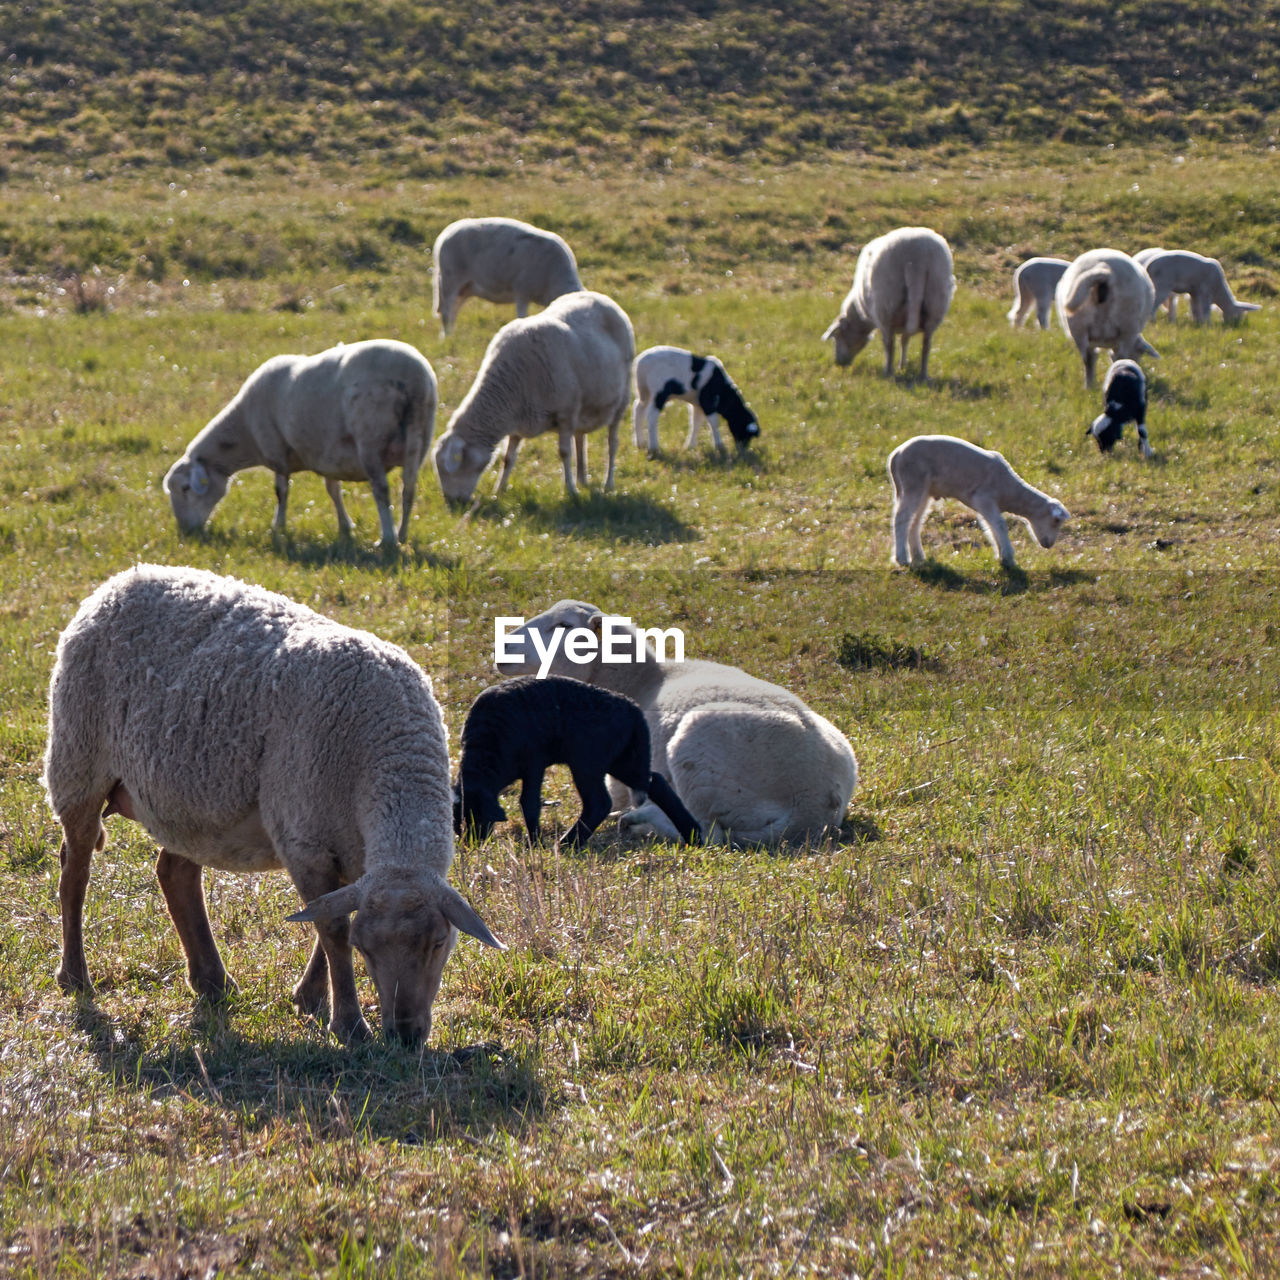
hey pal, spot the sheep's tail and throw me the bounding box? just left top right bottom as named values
left=1061, top=264, right=1112, bottom=315
left=644, top=771, right=704, bottom=845
left=905, top=263, right=930, bottom=336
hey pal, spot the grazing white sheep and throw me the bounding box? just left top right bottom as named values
left=43, top=565, right=502, bottom=1047
left=1007, top=257, right=1071, bottom=330
left=1055, top=249, right=1159, bottom=388
left=432, top=290, right=634, bottom=503
left=1139, top=250, right=1260, bottom=325
left=164, top=340, right=437, bottom=550
left=888, top=435, right=1070, bottom=569
left=432, top=217, right=583, bottom=336
left=496, top=601, right=858, bottom=846
left=822, top=227, right=955, bottom=378
left=1089, top=359, right=1152, bottom=458
left=631, top=345, right=761, bottom=455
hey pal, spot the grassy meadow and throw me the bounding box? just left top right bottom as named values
left=3, top=117, right=1280, bottom=1280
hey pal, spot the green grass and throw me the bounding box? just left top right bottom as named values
left=3, top=138, right=1280, bottom=1275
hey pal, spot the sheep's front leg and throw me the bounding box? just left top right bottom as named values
left=685, top=404, right=702, bottom=449
left=1136, top=421, right=1154, bottom=460
left=55, top=796, right=107, bottom=994
left=519, top=769, right=546, bottom=843
left=358, top=450, right=398, bottom=549
left=565, top=769, right=614, bottom=846
left=272, top=472, right=290, bottom=535
left=325, top=479, right=355, bottom=539
left=972, top=497, right=1017, bottom=567
left=289, top=864, right=370, bottom=1043
left=292, top=936, right=330, bottom=1018
left=515, top=298, right=529, bottom=319
left=706, top=414, right=726, bottom=455
left=155, top=849, right=236, bottom=1000
left=495, top=436, right=521, bottom=495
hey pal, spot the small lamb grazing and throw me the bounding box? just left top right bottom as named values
left=1055, top=249, right=1159, bottom=388
left=1007, top=257, right=1071, bottom=330
left=497, top=603, right=858, bottom=846
left=1089, top=359, right=1152, bottom=458
left=432, top=217, right=583, bottom=336
left=822, top=226, right=955, bottom=378
left=631, top=346, right=761, bottom=455
left=453, top=676, right=702, bottom=846
left=1139, top=249, right=1260, bottom=325
left=888, top=435, right=1070, bottom=569
left=43, top=565, right=502, bottom=1047
left=164, top=339, right=437, bottom=550
left=433, top=290, right=634, bottom=503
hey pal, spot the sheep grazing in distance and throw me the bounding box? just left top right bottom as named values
left=164, top=340, right=437, bottom=551
left=496, top=603, right=858, bottom=847
left=42, top=565, right=502, bottom=1047
left=432, top=217, right=583, bottom=336
left=822, top=226, right=955, bottom=379
left=432, top=290, right=634, bottom=504
left=631, top=345, right=761, bottom=455
left=1138, top=249, right=1260, bottom=325
left=888, top=435, right=1070, bottom=570
left=453, top=676, right=702, bottom=847
left=1055, top=249, right=1159, bottom=388
left=1007, top=257, right=1071, bottom=330
left=1089, top=359, right=1152, bottom=458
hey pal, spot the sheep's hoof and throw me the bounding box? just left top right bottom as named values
left=292, top=983, right=329, bottom=1019
left=332, top=1015, right=374, bottom=1045
left=193, top=971, right=239, bottom=1004
left=56, top=965, right=92, bottom=995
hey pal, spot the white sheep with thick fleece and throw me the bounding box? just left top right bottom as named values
left=1007, top=257, right=1071, bottom=330
left=1136, top=249, right=1260, bottom=324
left=1055, top=249, right=1159, bottom=388
left=822, top=227, right=955, bottom=378
left=496, top=601, right=858, bottom=846
left=432, top=290, right=635, bottom=503
left=432, top=217, right=583, bottom=335
left=888, top=435, right=1070, bottom=569
left=164, top=340, right=437, bottom=550
left=42, top=565, right=502, bottom=1047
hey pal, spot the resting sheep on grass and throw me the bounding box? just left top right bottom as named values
left=42, top=565, right=502, bottom=1047
left=1089, top=359, right=1152, bottom=457
left=1007, top=257, right=1071, bottom=330
left=631, top=346, right=761, bottom=455
left=496, top=603, right=858, bottom=846
left=432, top=217, right=583, bottom=336
left=164, top=340, right=437, bottom=551
left=822, top=226, right=955, bottom=379
left=1138, top=249, right=1260, bottom=325
left=888, top=435, right=1070, bottom=569
left=1055, top=249, right=1159, bottom=388
left=453, top=675, right=702, bottom=847
left=432, top=290, right=634, bottom=503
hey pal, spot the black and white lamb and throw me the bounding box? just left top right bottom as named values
left=631, top=346, right=761, bottom=455
left=453, top=675, right=702, bottom=846
left=1089, top=359, right=1152, bottom=458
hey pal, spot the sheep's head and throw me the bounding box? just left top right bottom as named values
left=822, top=312, right=871, bottom=367
left=494, top=599, right=604, bottom=679
left=453, top=780, right=507, bottom=840
left=1032, top=501, right=1071, bottom=548
left=287, top=870, right=503, bottom=1047
left=433, top=431, right=495, bottom=505
left=163, top=456, right=228, bottom=532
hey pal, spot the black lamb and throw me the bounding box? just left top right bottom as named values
left=452, top=675, right=703, bottom=846
left=1089, top=359, right=1152, bottom=457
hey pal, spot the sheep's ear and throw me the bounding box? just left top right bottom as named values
left=287, top=881, right=363, bottom=924
left=821, top=319, right=840, bottom=341
left=439, top=884, right=505, bottom=951
left=437, top=436, right=465, bottom=474
left=1136, top=337, right=1160, bottom=359
left=586, top=611, right=605, bottom=637
left=190, top=459, right=211, bottom=496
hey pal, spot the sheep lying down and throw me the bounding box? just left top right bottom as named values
left=42, top=565, right=501, bottom=1047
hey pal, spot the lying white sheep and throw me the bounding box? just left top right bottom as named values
left=1055, top=249, right=1159, bottom=388
left=43, top=564, right=502, bottom=1046
left=1007, top=257, right=1071, bottom=330
left=433, top=290, right=634, bottom=503
left=432, top=217, right=583, bottom=336
left=497, top=601, right=858, bottom=846
left=164, top=340, right=437, bottom=550
left=631, top=345, right=761, bottom=455
left=822, top=227, right=955, bottom=378
left=1138, top=249, right=1260, bottom=324
left=888, top=435, right=1070, bottom=569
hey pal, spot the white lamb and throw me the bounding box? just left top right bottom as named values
left=496, top=601, right=858, bottom=847
left=432, top=290, right=635, bottom=503
left=42, top=565, right=503, bottom=1047
left=1007, top=257, right=1071, bottom=330
left=1055, top=249, right=1159, bottom=388
left=1138, top=249, right=1260, bottom=325
left=888, top=435, right=1070, bottom=569
left=631, top=345, right=761, bottom=455
left=432, top=217, right=583, bottom=336
left=822, top=226, right=955, bottom=379
left=164, top=340, right=437, bottom=550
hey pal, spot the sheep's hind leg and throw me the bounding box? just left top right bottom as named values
left=891, top=492, right=915, bottom=567
left=324, top=479, right=355, bottom=539
left=918, top=329, right=933, bottom=380
left=565, top=770, right=613, bottom=846
left=55, top=796, right=107, bottom=994
left=358, top=451, right=398, bottom=549
left=907, top=499, right=929, bottom=563
left=155, top=849, right=237, bottom=1001
left=881, top=330, right=895, bottom=376
left=519, top=770, right=546, bottom=844
left=272, top=472, right=290, bottom=536
left=574, top=433, right=589, bottom=487
left=604, top=411, right=620, bottom=492
left=556, top=432, right=578, bottom=498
